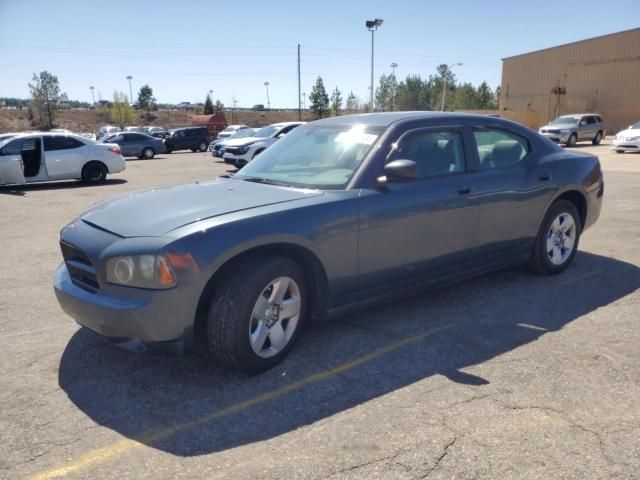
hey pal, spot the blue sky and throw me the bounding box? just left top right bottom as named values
left=0, top=0, right=637, bottom=108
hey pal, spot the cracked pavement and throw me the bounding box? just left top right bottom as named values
left=1, top=144, right=639, bottom=479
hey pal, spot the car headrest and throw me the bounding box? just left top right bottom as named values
left=492, top=140, right=524, bottom=167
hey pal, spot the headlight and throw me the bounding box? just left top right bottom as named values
left=630, top=136, right=640, bottom=141
left=106, top=254, right=177, bottom=289
left=239, top=143, right=255, bottom=154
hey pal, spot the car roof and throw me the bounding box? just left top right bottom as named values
left=557, top=113, right=602, bottom=117
left=270, top=122, right=306, bottom=127
left=311, top=111, right=516, bottom=128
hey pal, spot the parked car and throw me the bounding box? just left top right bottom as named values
left=141, top=126, right=168, bottom=138
left=98, top=126, right=122, bottom=140
left=0, top=132, right=125, bottom=185
left=612, top=121, right=640, bottom=153
left=538, top=114, right=605, bottom=147
left=100, top=132, right=166, bottom=159
left=223, top=122, right=305, bottom=167
left=216, top=125, right=249, bottom=141
left=53, top=112, right=603, bottom=374
left=211, top=128, right=257, bottom=158
left=164, top=127, right=210, bottom=153
left=78, top=132, right=97, bottom=142
left=124, top=126, right=143, bottom=132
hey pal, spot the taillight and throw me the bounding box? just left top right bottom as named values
left=109, top=146, right=121, bottom=155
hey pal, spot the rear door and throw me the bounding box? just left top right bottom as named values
left=0, top=138, right=26, bottom=184
left=466, top=124, right=555, bottom=261
left=43, top=136, right=89, bottom=178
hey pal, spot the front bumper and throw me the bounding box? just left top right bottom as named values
left=54, top=264, right=192, bottom=355
left=612, top=139, right=640, bottom=150
left=539, top=131, right=571, bottom=144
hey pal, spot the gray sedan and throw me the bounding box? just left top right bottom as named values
left=54, top=112, right=604, bottom=374
left=101, top=132, right=166, bottom=159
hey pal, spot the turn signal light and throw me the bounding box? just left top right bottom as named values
left=157, top=256, right=177, bottom=287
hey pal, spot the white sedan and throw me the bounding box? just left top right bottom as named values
left=0, top=132, right=125, bottom=185
left=612, top=121, right=640, bottom=153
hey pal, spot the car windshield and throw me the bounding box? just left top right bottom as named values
left=252, top=125, right=279, bottom=138
left=631, top=122, right=640, bottom=129
left=231, top=129, right=255, bottom=139
left=550, top=116, right=580, bottom=125
left=235, top=123, right=382, bottom=190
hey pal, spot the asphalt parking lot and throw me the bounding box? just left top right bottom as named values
left=1, top=141, right=639, bottom=480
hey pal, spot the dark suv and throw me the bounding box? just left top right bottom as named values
left=164, top=127, right=210, bottom=153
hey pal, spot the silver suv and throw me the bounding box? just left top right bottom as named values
left=539, top=114, right=605, bottom=147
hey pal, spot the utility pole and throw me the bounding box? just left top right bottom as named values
left=264, top=81, right=270, bottom=109
left=297, top=43, right=301, bottom=121
left=440, top=62, right=462, bottom=111
left=390, top=62, right=398, bottom=111
left=126, top=75, right=133, bottom=105
left=89, top=85, right=95, bottom=105
left=44, top=86, right=52, bottom=130
left=390, top=62, right=397, bottom=77
left=365, top=18, right=383, bottom=112
left=302, top=92, right=306, bottom=110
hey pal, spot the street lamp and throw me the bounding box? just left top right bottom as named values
left=365, top=18, right=383, bottom=111
left=302, top=92, right=306, bottom=110
left=440, top=63, right=462, bottom=111
left=390, top=62, right=398, bottom=77
left=389, top=63, right=398, bottom=110
left=126, top=75, right=133, bottom=105
left=264, top=81, right=270, bottom=109
left=89, top=86, right=95, bottom=105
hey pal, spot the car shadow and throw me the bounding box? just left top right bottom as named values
left=0, top=178, right=127, bottom=195
left=58, top=251, right=640, bottom=456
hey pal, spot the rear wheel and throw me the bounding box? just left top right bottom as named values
left=566, top=134, right=577, bottom=147
left=592, top=131, right=603, bottom=145
left=198, top=141, right=207, bottom=152
left=615, top=150, right=624, bottom=154
left=81, top=161, right=108, bottom=184
left=142, top=147, right=155, bottom=159
left=528, top=199, right=581, bottom=275
left=206, top=255, right=307, bottom=374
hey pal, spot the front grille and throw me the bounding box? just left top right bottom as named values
left=60, top=241, right=99, bottom=292
left=225, top=146, right=241, bottom=154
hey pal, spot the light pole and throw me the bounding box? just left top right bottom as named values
left=126, top=75, right=133, bottom=105
left=302, top=92, right=306, bottom=110
left=264, top=81, right=270, bottom=109
left=390, top=62, right=397, bottom=77
left=365, top=18, right=383, bottom=112
left=440, top=63, right=462, bottom=111
left=89, top=86, right=95, bottom=105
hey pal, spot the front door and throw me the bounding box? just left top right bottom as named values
left=0, top=137, right=26, bottom=184
left=357, top=125, right=481, bottom=298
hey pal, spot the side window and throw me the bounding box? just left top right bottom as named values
left=586, top=116, right=596, bottom=125
left=596, top=116, right=603, bottom=123
left=394, top=129, right=465, bottom=178
left=473, top=128, right=529, bottom=170
left=44, top=136, right=84, bottom=151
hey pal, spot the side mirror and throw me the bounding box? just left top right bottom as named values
left=377, top=159, right=418, bottom=187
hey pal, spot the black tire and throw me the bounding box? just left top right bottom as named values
left=592, top=131, right=603, bottom=145
left=615, top=150, right=624, bottom=154
left=81, top=161, right=108, bottom=184
left=206, top=255, right=307, bottom=374
left=566, top=134, right=577, bottom=147
left=142, top=147, right=155, bottom=159
left=528, top=199, right=581, bottom=275
left=166, top=148, right=172, bottom=154
left=198, top=142, right=207, bottom=152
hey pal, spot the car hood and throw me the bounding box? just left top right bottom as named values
left=80, top=177, right=323, bottom=237
left=223, top=136, right=268, bottom=147
left=616, top=128, right=639, bottom=137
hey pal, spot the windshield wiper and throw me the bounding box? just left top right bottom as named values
left=242, top=176, right=287, bottom=186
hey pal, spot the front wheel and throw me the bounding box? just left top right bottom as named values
left=81, top=161, right=108, bottom=184
left=207, top=255, right=307, bottom=374
left=528, top=199, right=581, bottom=275
left=566, top=134, right=577, bottom=148
left=592, top=131, right=603, bottom=145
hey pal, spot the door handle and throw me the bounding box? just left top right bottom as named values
left=458, top=185, right=472, bottom=195
left=538, top=172, right=551, bottom=181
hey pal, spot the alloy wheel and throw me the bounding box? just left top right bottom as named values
left=546, top=213, right=576, bottom=265
left=249, top=276, right=301, bottom=358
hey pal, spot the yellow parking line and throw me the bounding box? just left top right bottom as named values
left=28, top=321, right=460, bottom=480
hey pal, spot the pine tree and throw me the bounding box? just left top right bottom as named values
left=331, top=87, right=342, bottom=116
left=345, top=91, right=359, bottom=112
left=309, top=77, right=330, bottom=118
left=204, top=94, right=214, bottom=114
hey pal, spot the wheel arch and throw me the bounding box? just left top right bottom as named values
left=555, top=189, right=587, bottom=229
left=193, top=242, right=331, bottom=346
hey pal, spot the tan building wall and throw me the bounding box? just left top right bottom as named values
left=500, top=28, right=640, bottom=133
